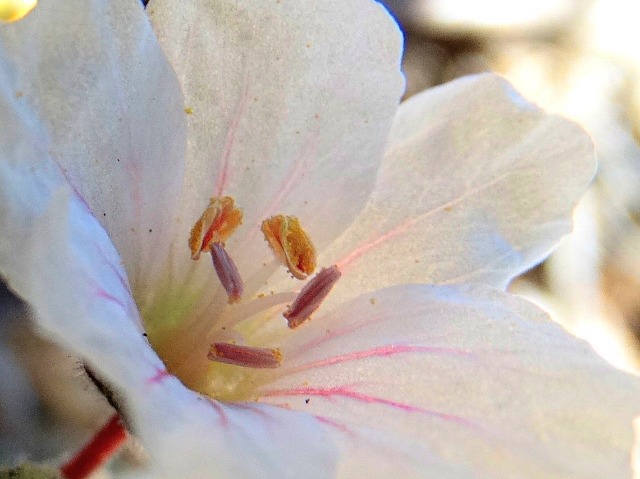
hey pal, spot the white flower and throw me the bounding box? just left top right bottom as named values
left=1, top=0, right=638, bottom=478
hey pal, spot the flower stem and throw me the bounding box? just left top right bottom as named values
left=60, top=414, right=127, bottom=479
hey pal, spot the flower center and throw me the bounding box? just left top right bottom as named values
left=144, top=198, right=340, bottom=402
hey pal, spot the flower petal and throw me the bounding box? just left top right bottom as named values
left=0, top=92, right=338, bottom=479
left=147, top=0, right=405, bottom=281
left=134, top=377, right=337, bottom=478
left=322, top=73, right=595, bottom=297
left=0, top=74, right=155, bottom=381
left=261, top=284, right=640, bottom=478
left=0, top=0, right=187, bottom=297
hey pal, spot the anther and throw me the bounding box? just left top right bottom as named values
left=210, top=242, right=244, bottom=303
left=284, top=265, right=341, bottom=329
left=262, top=215, right=316, bottom=279
left=208, top=342, right=282, bottom=368
left=189, top=196, right=242, bottom=260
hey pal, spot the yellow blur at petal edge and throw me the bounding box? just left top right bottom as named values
left=0, top=0, right=36, bottom=22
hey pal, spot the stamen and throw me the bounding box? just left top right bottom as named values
left=209, top=342, right=282, bottom=368
left=189, top=196, right=242, bottom=260
left=210, top=242, right=244, bottom=303
left=284, top=265, right=341, bottom=329
left=261, top=215, right=316, bottom=279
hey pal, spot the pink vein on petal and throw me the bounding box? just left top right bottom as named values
left=336, top=173, right=516, bottom=271
left=93, top=239, right=134, bottom=299
left=145, top=368, right=172, bottom=385
left=259, top=132, right=318, bottom=219
left=232, top=402, right=271, bottom=418
left=284, top=344, right=474, bottom=375
left=337, top=218, right=418, bottom=271
left=57, top=161, right=136, bottom=302
left=90, top=245, right=138, bottom=319
left=214, top=84, right=250, bottom=197
left=206, top=398, right=230, bottom=427
left=53, top=160, right=94, bottom=216
left=314, top=414, right=356, bottom=437
left=240, top=132, right=319, bottom=248
left=290, top=316, right=384, bottom=358
left=262, top=385, right=476, bottom=428
left=94, top=287, right=127, bottom=309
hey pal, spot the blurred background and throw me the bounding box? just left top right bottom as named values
left=386, top=0, right=640, bottom=373
left=3, top=0, right=640, bottom=471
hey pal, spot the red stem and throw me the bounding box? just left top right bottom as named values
left=60, top=414, right=128, bottom=479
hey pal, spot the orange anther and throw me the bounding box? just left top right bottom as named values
left=261, top=215, right=316, bottom=279
left=189, top=196, right=242, bottom=260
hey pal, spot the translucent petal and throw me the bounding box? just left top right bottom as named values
left=0, top=72, right=154, bottom=385
left=131, top=377, right=337, bottom=478
left=147, top=0, right=405, bottom=284
left=261, top=284, right=640, bottom=478
left=0, top=0, right=187, bottom=299
left=0, top=89, right=337, bottom=479
left=322, top=73, right=595, bottom=301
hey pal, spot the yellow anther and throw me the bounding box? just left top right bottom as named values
left=261, top=215, right=316, bottom=280
left=0, top=0, right=36, bottom=22
left=189, top=196, right=242, bottom=260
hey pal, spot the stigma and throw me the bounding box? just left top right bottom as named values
left=262, top=215, right=316, bottom=279
left=209, top=342, right=282, bottom=368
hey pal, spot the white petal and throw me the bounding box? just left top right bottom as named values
left=133, top=377, right=337, bottom=478
left=322, top=73, right=595, bottom=299
left=0, top=0, right=187, bottom=296
left=0, top=93, right=337, bottom=479
left=0, top=77, right=156, bottom=384
left=261, top=284, right=640, bottom=478
left=147, top=0, right=405, bottom=282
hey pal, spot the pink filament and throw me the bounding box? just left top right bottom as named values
left=336, top=218, right=417, bottom=271
left=214, top=85, right=250, bottom=196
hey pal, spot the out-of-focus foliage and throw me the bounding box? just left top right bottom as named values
left=0, top=463, right=60, bottom=479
